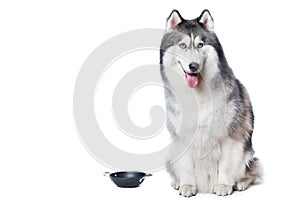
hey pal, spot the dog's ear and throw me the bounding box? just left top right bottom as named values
left=198, top=9, right=214, bottom=32
left=166, top=10, right=183, bottom=32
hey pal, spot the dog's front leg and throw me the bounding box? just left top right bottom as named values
left=173, top=151, right=197, bottom=197
left=214, top=158, right=234, bottom=196
left=214, top=138, right=245, bottom=196
left=214, top=158, right=234, bottom=195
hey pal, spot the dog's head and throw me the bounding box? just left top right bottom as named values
left=160, top=10, right=222, bottom=88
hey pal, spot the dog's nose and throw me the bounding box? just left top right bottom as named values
left=189, top=62, right=199, bottom=72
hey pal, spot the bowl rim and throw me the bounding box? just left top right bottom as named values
left=104, top=171, right=152, bottom=178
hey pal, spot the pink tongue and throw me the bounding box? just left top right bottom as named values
left=186, top=73, right=199, bottom=88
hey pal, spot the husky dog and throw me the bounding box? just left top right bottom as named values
left=160, top=10, right=262, bottom=197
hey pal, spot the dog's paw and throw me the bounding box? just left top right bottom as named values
left=234, top=181, right=250, bottom=191
left=171, top=179, right=180, bottom=190
left=179, top=184, right=197, bottom=197
left=213, top=184, right=233, bottom=196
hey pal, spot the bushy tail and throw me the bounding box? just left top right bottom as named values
left=246, top=157, right=263, bottom=181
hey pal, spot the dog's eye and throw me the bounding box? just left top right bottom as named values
left=179, top=43, right=187, bottom=49
left=197, top=42, right=204, bottom=48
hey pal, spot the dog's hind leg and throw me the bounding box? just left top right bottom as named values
left=167, top=164, right=180, bottom=190
left=234, top=177, right=254, bottom=191
left=171, top=173, right=180, bottom=190
left=234, top=157, right=263, bottom=191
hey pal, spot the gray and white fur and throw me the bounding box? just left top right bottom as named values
left=160, top=10, right=262, bottom=197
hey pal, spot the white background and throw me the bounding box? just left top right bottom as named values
left=1, top=0, right=300, bottom=198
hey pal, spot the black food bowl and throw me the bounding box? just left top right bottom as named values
left=104, top=171, right=152, bottom=188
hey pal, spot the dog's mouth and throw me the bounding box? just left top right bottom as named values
left=186, top=73, right=199, bottom=88
left=178, top=61, right=199, bottom=88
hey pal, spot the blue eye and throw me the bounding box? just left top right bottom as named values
left=179, top=43, right=187, bottom=49
left=197, top=42, right=204, bottom=48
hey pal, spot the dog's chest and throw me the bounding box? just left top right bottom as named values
left=168, top=86, right=215, bottom=132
